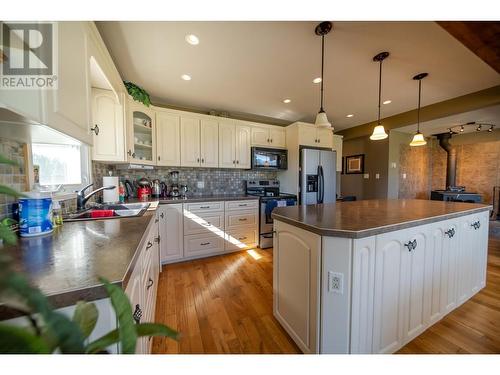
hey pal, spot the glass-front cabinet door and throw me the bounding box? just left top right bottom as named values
left=126, top=97, right=156, bottom=165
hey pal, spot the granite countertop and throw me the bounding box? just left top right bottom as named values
left=129, top=194, right=259, bottom=205
left=271, top=199, right=492, bottom=239
left=1, top=211, right=156, bottom=320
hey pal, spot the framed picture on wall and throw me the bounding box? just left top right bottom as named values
left=346, top=154, right=365, bottom=174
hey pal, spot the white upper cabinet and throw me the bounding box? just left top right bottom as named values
left=219, top=122, right=251, bottom=169
left=200, top=119, right=219, bottom=168
left=156, top=111, right=181, bottom=166
left=236, top=125, right=251, bottom=169
left=219, top=122, right=237, bottom=168
left=91, top=89, right=125, bottom=162
left=180, top=116, right=201, bottom=167
left=251, top=124, right=286, bottom=148
left=126, top=97, right=156, bottom=165
left=296, top=123, right=342, bottom=171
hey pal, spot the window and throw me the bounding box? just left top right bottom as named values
left=31, top=143, right=89, bottom=187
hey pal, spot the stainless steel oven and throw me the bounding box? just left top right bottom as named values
left=245, top=179, right=297, bottom=248
left=251, top=147, right=288, bottom=170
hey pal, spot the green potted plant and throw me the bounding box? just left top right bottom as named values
left=124, top=81, right=152, bottom=107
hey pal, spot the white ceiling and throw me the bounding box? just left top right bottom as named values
left=397, top=104, right=500, bottom=136
left=96, top=21, right=500, bottom=130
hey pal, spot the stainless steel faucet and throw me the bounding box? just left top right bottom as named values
left=76, top=183, right=116, bottom=210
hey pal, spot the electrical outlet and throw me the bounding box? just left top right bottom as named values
left=391, top=162, right=397, bottom=169
left=197, top=181, right=205, bottom=189
left=363, top=173, right=369, bottom=179
left=375, top=173, right=380, bottom=179
left=402, top=173, right=407, bottom=179
left=328, top=271, right=344, bottom=294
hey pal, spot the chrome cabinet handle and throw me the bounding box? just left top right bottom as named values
left=90, top=124, right=99, bottom=135
left=147, top=278, right=154, bottom=290
left=238, top=218, right=248, bottom=221
left=236, top=160, right=239, bottom=164
left=267, top=138, right=270, bottom=143
left=404, top=239, right=417, bottom=252
left=238, top=204, right=247, bottom=207
left=146, top=241, right=153, bottom=250
left=154, top=236, right=160, bottom=243
left=158, top=156, right=161, bottom=161
left=160, top=212, right=164, bottom=219
left=197, top=158, right=200, bottom=163
left=200, top=242, right=210, bottom=246
left=200, top=206, right=210, bottom=209
left=471, top=221, right=480, bottom=230
left=201, top=158, right=205, bottom=163
left=238, top=236, right=247, bottom=240
left=133, top=304, right=142, bottom=324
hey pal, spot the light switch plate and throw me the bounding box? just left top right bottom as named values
left=391, top=162, right=397, bottom=169
left=402, top=173, right=407, bottom=179
left=363, top=173, right=369, bottom=179
left=375, top=173, right=380, bottom=179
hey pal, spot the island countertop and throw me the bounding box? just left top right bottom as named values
left=0, top=211, right=156, bottom=320
left=271, top=199, right=491, bottom=239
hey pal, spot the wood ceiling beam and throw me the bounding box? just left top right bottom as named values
left=437, top=21, right=500, bottom=73
left=336, top=85, right=500, bottom=140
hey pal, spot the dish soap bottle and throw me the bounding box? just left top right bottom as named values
left=52, top=200, right=63, bottom=227
left=119, top=181, right=126, bottom=203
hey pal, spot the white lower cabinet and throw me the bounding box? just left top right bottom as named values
left=276, top=210, right=489, bottom=354
left=158, top=204, right=184, bottom=263
left=273, top=220, right=321, bottom=354
left=124, top=216, right=160, bottom=354
left=159, top=200, right=259, bottom=264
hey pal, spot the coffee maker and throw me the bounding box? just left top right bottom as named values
left=169, top=171, right=180, bottom=197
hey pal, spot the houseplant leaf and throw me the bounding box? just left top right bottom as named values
left=99, top=277, right=137, bottom=354
left=86, top=323, right=179, bottom=354
left=72, top=301, right=99, bottom=340
left=0, top=324, right=51, bottom=353
left=0, top=224, right=18, bottom=245
left=0, top=154, right=19, bottom=166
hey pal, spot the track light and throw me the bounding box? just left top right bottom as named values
left=460, top=125, right=464, bottom=132
left=476, top=124, right=482, bottom=131
left=489, top=126, right=494, bottom=132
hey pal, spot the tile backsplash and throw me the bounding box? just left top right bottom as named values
left=0, top=138, right=27, bottom=220
left=93, top=162, right=277, bottom=195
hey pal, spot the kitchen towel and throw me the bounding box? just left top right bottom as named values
left=102, top=176, right=119, bottom=203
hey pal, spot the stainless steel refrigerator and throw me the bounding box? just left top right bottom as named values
left=300, top=148, right=337, bottom=204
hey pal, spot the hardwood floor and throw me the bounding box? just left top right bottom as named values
left=152, top=222, right=500, bottom=354
left=151, top=248, right=301, bottom=354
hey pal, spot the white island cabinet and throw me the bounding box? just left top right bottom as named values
left=272, top=200, right=490, bottom=354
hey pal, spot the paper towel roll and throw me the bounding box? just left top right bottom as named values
left=102, top=176, right=119, bottom=203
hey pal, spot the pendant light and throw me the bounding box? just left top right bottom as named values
left=409, top=72, right=428, bottom=147
left=370, top=52, right=389, bottom=140
left=314, top=21, right=333, bottom=129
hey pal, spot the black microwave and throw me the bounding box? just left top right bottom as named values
left=251, top=147, right=288, bottom=170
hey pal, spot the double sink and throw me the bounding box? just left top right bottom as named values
left=63, top=202, right=150, bottom=222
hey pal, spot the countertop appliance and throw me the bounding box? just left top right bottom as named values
left=245, top=179, right=297, bottom=248
left=169, top=171, right=180, bottom=197
left=251, top=147, right=288, bottom=170
left=300, top=148, right=336, bottom=205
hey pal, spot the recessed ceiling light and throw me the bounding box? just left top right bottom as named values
left=383, top=100, right=392, bottom=105
left=313, top=77, right=322, bottom=84
left=181, top=74, right=192, bottom=81
left=346, top=114, right=354, bottom=118
left=185, top=34, right=199, bottom=45
left=283, top=99, right=291, bottom=104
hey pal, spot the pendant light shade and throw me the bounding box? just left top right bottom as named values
left=314, top=21, right=333, bottom=130
left=370, top=52, right=390, bottom=141
left=409, top=72, right=428, bottom=147
left=409, top=131, right=427, bottom=146
left=315, top=110, right=331, bottom=128
left=370, top=125, right=389, bottom=140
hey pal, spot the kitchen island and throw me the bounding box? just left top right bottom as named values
left=271, top=199, right=491, bottom=354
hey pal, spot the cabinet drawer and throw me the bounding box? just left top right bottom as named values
left=225, top=200, right=259, bottom=211
left=226, top=210, right=258, bottom=229
left=184, top=212, right=225, bottom=235
left=225, top=228, right=258, bottom=251
left=184, top=233, right=225, bottom=257
left=184, top=201, right=224, bottom=213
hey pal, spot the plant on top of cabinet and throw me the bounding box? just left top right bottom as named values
left=124, top=81, right=151, bottom=107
